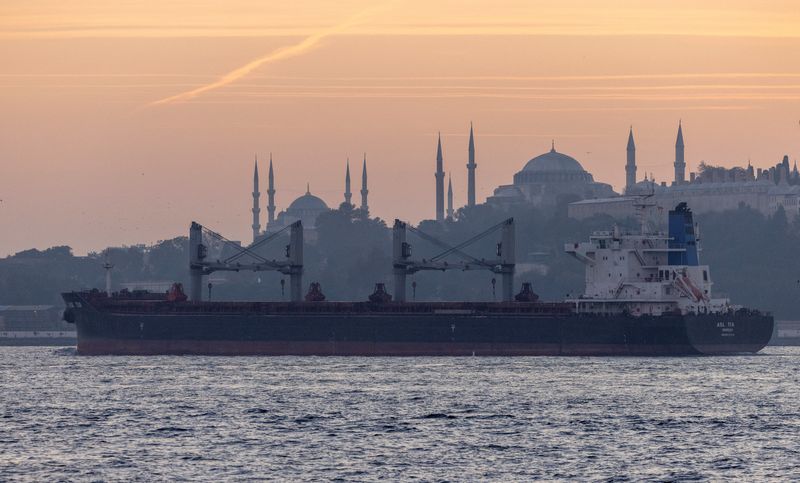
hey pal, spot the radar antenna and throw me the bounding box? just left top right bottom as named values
left=102, top=250, right=114, bottom=296
left=632, top=180, right=657, bottom=235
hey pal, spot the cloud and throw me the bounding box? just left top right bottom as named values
left=146, top=4, right=389, bottom=107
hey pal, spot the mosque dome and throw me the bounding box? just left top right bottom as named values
left=522, top=146, right=585, bottom=173
left=513, top=144, right=593, bottom=186
left=288, top=190, right=329, bottom=212
left=272, top=186, right=331, bottom=232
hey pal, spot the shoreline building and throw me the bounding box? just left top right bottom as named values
left=435, top=133, right=445, bottom=221
left=467, top=122, right=477, bottom=207
left=432, top=124, right=477, bottom=221
left=360, top=154, right=369, bottom=215
left=251, top=156, right=370, bottom=243
left=436, top=124, right=615, bottom=214
left=251, top=156, right=261, bottom=242
left=447, top=174, right=454, bottom=219
left=569, top=123, right=800, bottom=220
left=486, top=141, right=616, bottom=208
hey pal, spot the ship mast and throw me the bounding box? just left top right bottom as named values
left=633, top=180, right=657, bottom=235
left=102, top=250, right=114, bottom=296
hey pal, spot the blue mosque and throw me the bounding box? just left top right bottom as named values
left=250, top=154, right=369, bottom=243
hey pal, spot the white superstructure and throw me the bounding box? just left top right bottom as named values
left=565, top=202, right=732, bottom=316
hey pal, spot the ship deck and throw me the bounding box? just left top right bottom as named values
left=73, top=294, right=573, bottom=316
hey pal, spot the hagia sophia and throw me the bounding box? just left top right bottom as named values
left=485, top=141, right=616, bottom=207
left=248, top=122, right=800, bottom=244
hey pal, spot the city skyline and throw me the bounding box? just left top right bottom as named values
left=3, top=0, right=800, bottom=255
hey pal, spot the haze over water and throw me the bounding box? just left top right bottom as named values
left=2, top=346, right=798, bottom=480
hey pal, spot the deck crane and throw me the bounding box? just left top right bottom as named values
left=189, top=221, right=303, bottom=302
left=392, top=218, right=516, bottom=302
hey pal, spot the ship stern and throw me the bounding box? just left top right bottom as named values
left=684, top=311, right=773, bottom=355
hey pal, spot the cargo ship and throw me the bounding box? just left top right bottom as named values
left=62, top=203, right=773, bottom=356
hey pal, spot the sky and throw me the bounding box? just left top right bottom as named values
left=2, top=0, right=800, bottom=255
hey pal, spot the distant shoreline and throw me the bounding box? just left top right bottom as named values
left=0, top=331, right=76, bottom=346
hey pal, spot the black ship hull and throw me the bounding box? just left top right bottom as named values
left=63, top=293, right=773, bottom=356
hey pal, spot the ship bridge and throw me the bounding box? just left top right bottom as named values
left=564, top=202, right=730, bottom=316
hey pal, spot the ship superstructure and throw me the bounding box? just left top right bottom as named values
left=566, top=201, right=729, bottom=316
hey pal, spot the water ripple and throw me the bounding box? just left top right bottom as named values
left=0, top=346, right=799, bottom=481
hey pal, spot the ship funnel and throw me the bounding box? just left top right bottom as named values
left=668, top=202, right=699, bottom=266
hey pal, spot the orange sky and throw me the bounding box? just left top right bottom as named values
left=2, top=0, right=800, bottom=255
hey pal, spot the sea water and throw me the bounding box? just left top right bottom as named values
left=1, top=346, right=798, bottom=481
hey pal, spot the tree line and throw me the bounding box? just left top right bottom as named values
left=1, top=202, right=798, bottom=318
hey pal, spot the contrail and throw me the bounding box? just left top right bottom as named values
left=147, top=5, right=387, bottom=107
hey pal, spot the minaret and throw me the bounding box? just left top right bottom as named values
left=674, top=121, right=686, bottom=185
left=467, top=122, right=477, bottom=207
left=344, top=158, right=352, bottom=205
left=360, top=153, right=369, bottom=214
left=251, top=155, right=261, bottom=242
left=447, top=174, right=454, bottom=219
left=267, top=154, right=276, bottom=225
left=435, top=132, right=445, bottom=221
left=625, top=127, right=636, bottom=192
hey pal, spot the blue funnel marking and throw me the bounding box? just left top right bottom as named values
left=668, top=202, right=699, bottom=266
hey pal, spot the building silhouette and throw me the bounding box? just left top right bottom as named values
left=251, top=155, right=370, bottom=243
left=625, top=127, right=636, bottom=192
left=486, top=140, right=615, bottom=208
left=251, top=156, right=261, bottom=243
left=435, top=133, right=445, bottom=221
left=467, top=122, right=477, bottom=207
left=570, top=123, right=800, bottom=220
